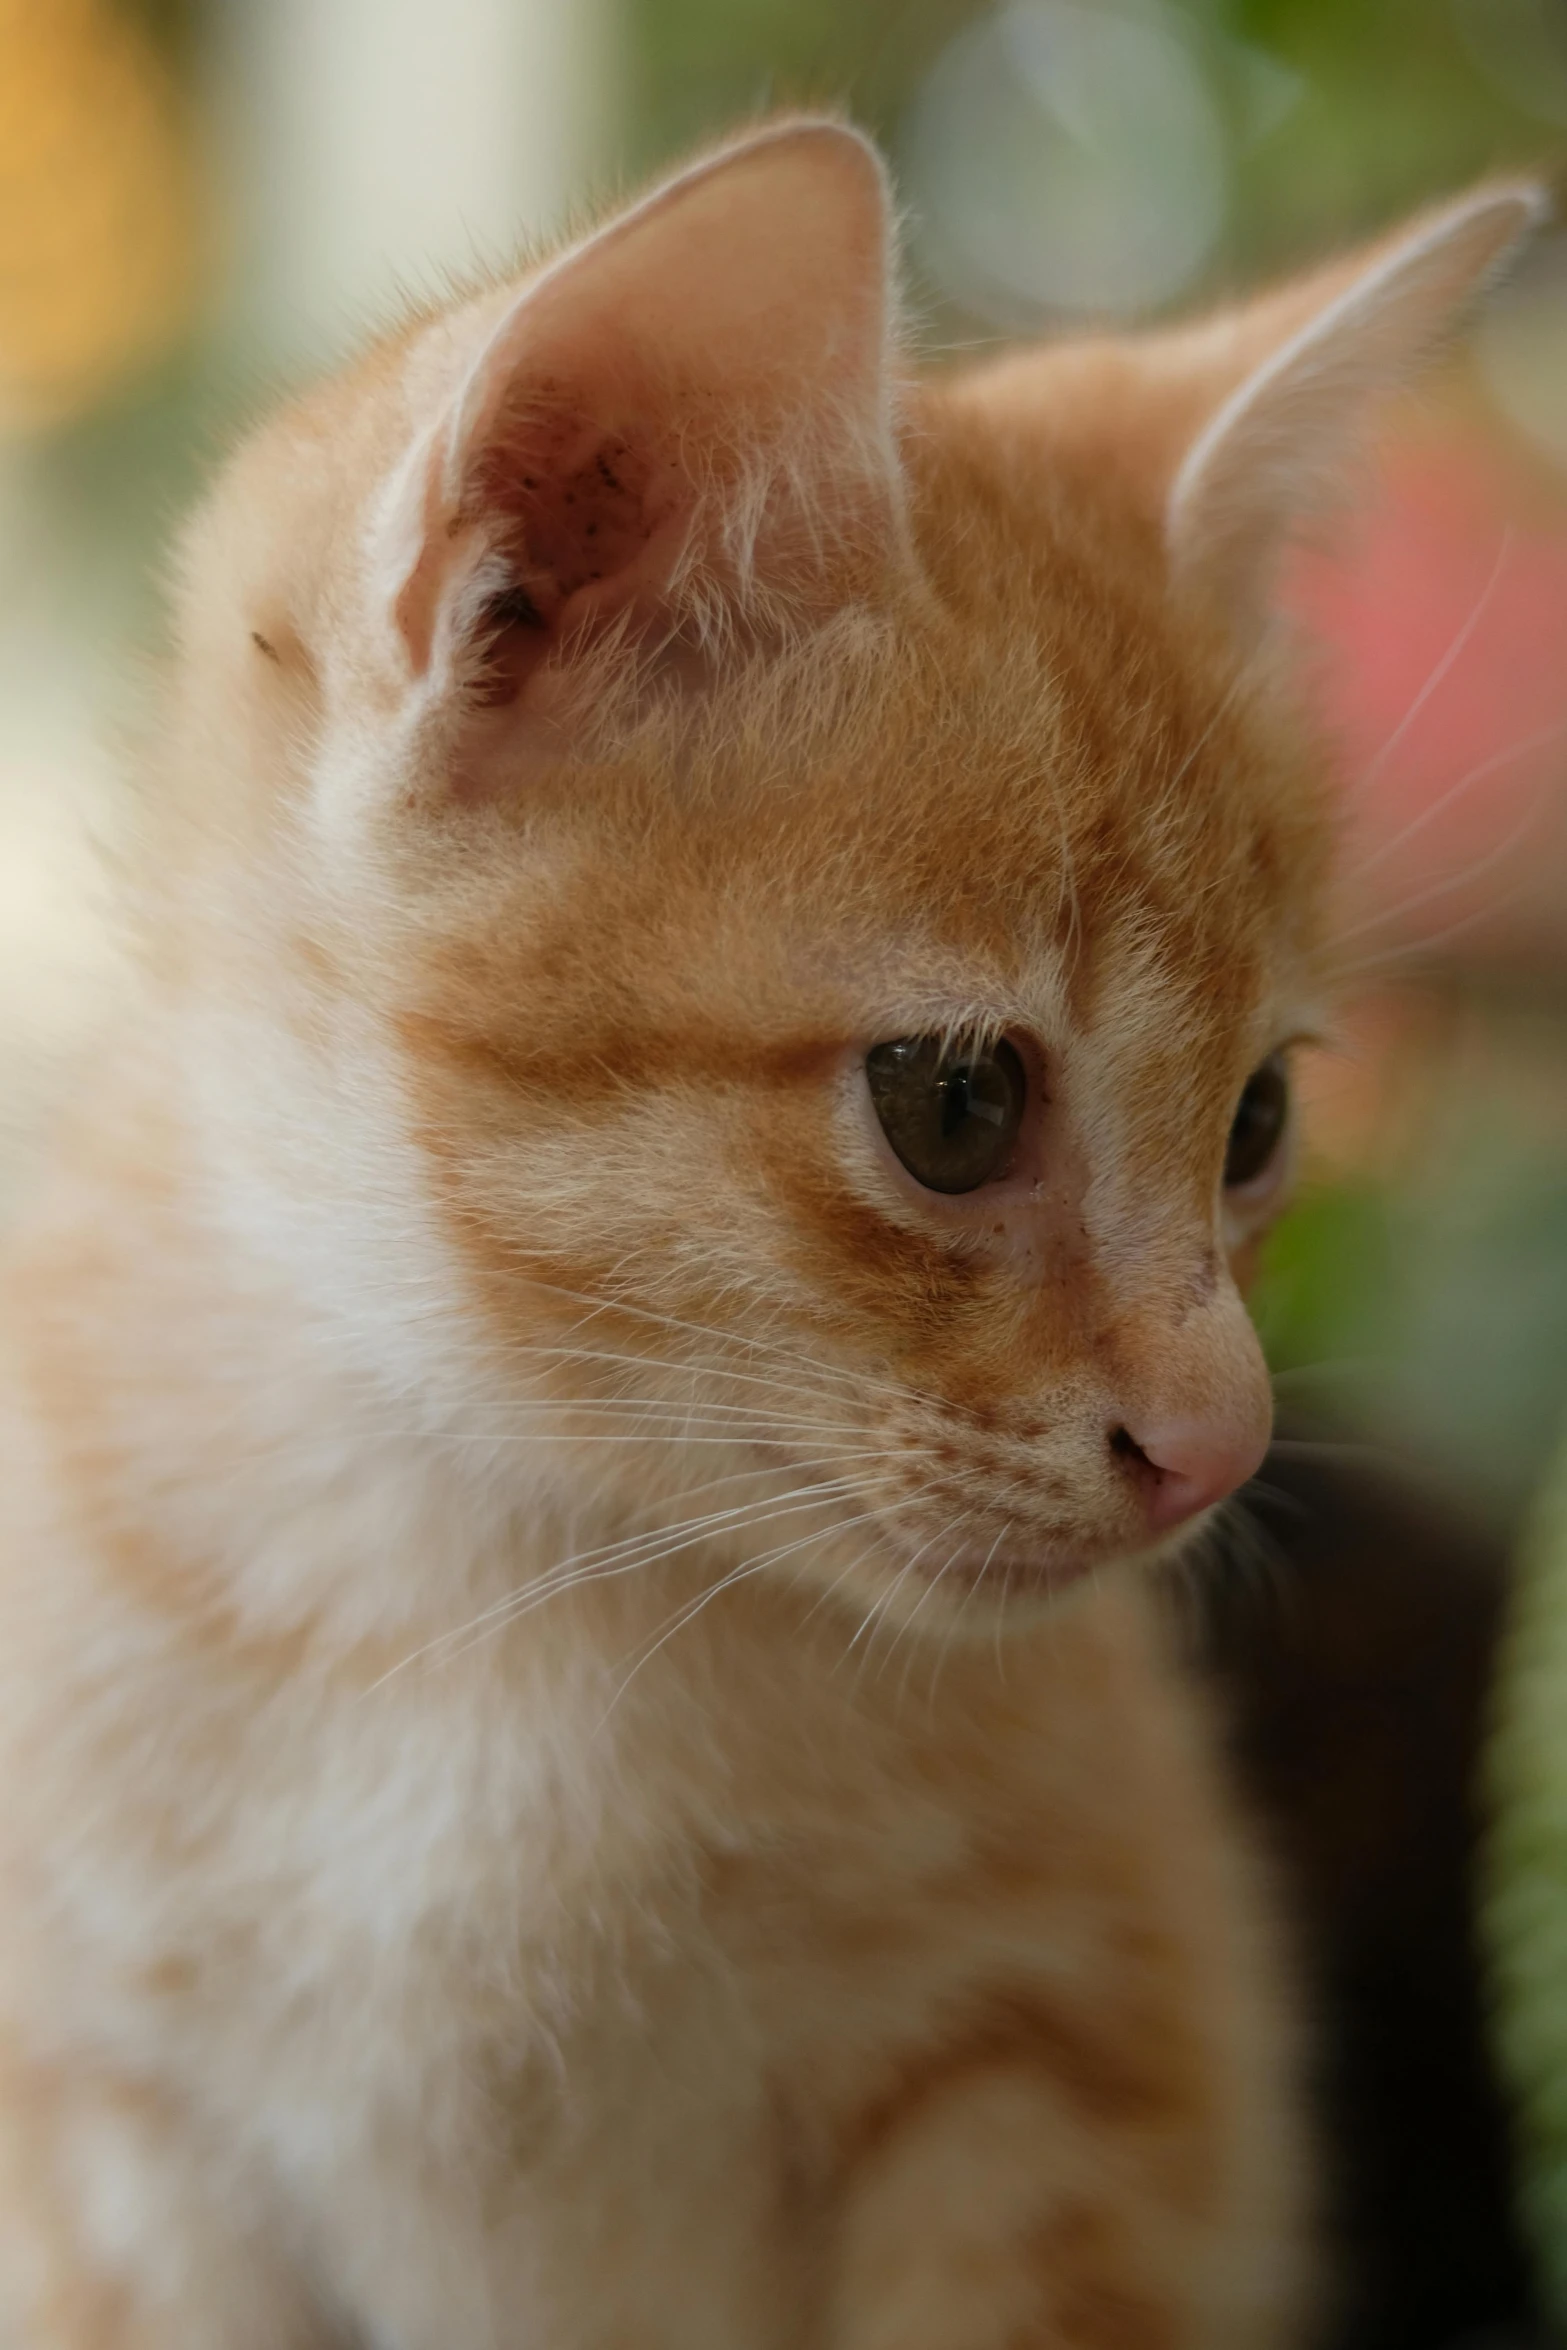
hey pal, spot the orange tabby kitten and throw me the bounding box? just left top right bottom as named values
left=0, top=120, right=1539, bottom=2347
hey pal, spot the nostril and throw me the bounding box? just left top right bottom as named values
left=1111, top=1424, right=1189, bottom=1529
left=1109, top=1426, right=1205, bottom=1535
left=1109, top=1425, right=1192, bottom=1530
left=1110, top=1414, right=1269, bottom=1535
left=1109, top=1425, right=1152, bottom=1473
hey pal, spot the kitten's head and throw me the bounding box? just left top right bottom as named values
left=165, top=124, right=1541, bottom=1627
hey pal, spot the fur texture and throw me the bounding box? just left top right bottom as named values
left=0, top=120, right=1539, bottom=2346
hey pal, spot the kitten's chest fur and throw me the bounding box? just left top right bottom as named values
left=144, top=1580, right=1225, bottom=2272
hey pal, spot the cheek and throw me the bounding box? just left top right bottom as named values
left=754, top=1116, right=1109, bottom=1411
left=747, top=1090, right=1005, bottom=1354
left=771, top=1155, right=996, bottom=1341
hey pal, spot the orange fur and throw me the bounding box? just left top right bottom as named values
left=0, top=120, right=1540, bottom=2345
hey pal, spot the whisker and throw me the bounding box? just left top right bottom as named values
left=416, top=1422, right=895, bottom=1451
left=1350, top=528, right=1512, bottom=798
left=925, top=1536, right=997, bottom=1718
left=1190, top=1492, right=1294, bottom=1638
left=1270, top=1358, right=1383, bottom=1388
left=1237, top=1476, right=1312, bottom=1525
left=363, top=1467, right=890, bottom=1692
left=990, top=1561, right=1013, bottom=1685
left=503, top=1341, right=882, bottom=1415
left=412, top=1453, right=938, bottom=1686
left=1329, top=766, right=1559, bottom=958
left=793, top=1533, right=899, bottom=1634
left=1167, top=666, right=1250, bottom=797
left=923, top=1521, right=1004, bottom=1696
left=598, top=1488, right=930, bottom=1723
left=458, top=1469, right=882, bottom=1626
left=846, top=1512, right=968, bottom=1680
left=891, top=1525, right=974, bottom=1703
left=1265, top=1435, right=1397, bottom=1464
left=1342, top=715, right=1566, bottom=892
left=1329, top=859, right=1541, bottom=983
left=514, top=1279, right=917, bottom=1408
left=422, top=1393, right=874, bottom=1432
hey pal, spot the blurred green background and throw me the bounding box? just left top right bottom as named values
left=2, top=0, right=1566, bottom=1536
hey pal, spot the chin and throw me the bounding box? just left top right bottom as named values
left=797, top=1526, right=1114, bottom=1640
left=866, top=1500, right=1236, bottom=1632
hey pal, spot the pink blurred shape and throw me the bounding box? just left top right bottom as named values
left=1287, top=441, right=1567, bottom=967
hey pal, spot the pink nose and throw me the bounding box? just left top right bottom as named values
left=1116, top=1417, right=1270, bottom=1534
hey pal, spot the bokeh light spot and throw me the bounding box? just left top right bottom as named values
left=902, top=0, right=1227, bottom=325
left=0, top=0, right=195, bottom=434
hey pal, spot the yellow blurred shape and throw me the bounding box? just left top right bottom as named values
left=0, top=0, right=194, bottom=433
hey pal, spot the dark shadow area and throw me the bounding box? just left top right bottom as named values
left=1197, top=1438, right=1548, bottom=2350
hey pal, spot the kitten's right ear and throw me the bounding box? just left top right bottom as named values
left=1163, top=183, right=1547, bottom=642
left=949, top=181, right=1545, bottom=652
left=367, top=120, right=905, bottom=723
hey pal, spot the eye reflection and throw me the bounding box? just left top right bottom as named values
left=866, top=1036, right=1026, bottom=1195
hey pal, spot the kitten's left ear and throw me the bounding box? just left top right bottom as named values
left=373, top=119, right=904, bottom=712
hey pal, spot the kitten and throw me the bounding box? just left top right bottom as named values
left=0, top=119, right=1538, bottom=2348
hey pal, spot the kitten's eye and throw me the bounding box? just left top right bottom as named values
left=1224, top=1053, right=1289, bottom=1189
left=866, top=1036, right=1026, bottom=1195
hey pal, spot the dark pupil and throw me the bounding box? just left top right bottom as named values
left=1224, top=1053, right=1288, bottom=1188
left=940, top=1067, right=974, bottom=1136
left=866, top=1037, right=1026, bottom=1195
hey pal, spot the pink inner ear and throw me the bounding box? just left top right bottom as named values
left=462, top=389, right=697, bottom=703
left=389, top=124, right=900, bottom=700
left=480, top=413, right=661, bottom=617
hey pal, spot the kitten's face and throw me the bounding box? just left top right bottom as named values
left=169, top=126, right=1533, bottom=1630
left=373, top=471, right=1328, bottom=1625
